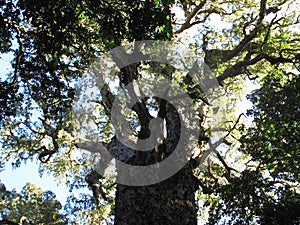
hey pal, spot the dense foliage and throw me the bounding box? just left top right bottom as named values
left=206, top=75, right=300, bottom=224
left=0, top=182, right=66, bottom=224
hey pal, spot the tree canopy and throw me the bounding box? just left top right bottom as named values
left=0, top=0, right=299, bottom=224
left=0, top=182, right=66, bottom=225
left=206, top=74, right=300, bottom=224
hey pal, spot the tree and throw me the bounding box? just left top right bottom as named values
left=0, top=182, right=66, bottom=224
left=0, top=0, right=299, bottom=224
left=205, top=74, right=300, bottom=224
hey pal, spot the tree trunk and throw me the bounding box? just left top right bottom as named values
left=114, top=165, right=198, bottom=225
left=108, top=60, right=200, bottom=225
left=111, top=98, right=199, bottom=225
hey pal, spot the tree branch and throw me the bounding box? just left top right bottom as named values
left=1, top=18, right=25, bottom=90
left=203, top=0, right=268, bottom=69
left=38, top=146, right=56, bottom=163
left=260, top=15, right=278, bottom=52
left=0, top=219, right=19, bottom=225
left=217, top=53, right=294, bottom=83
left=175, top=0, right=207, bottom=34
left=224, top=113, right=245, bottom=140
left=110, top=48, right=153, bottom=139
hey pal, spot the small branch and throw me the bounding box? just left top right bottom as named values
left=38, top=146, right=56, bottom=163
left=279, top=48, right=300, bottom=58
left=2, top=18, right=29, bottom=34
left=184, top=0, right=207, bottom=26
left=22, top=121, right=46, bottom=136
left=244, top=68, right=258, bottom=80
left=203, top=139, right=238, bottom=176
left=260, top=15, right=278, bottom=52
left=175, top=0, right=207, bottom=34
left=224, top=113, right=245, bottom=140
left=215, top=151, right=238, bottom=175
left=196, top=114, right=244, bottom=173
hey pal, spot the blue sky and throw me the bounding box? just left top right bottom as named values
left=0, top=160, right=70, bottom=204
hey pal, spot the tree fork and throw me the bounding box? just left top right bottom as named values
left=112, top=65, right=200, bottom=223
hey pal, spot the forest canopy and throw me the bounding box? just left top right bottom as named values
left=0, top=0, right=299, bottom=224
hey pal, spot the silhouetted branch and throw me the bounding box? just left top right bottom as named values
left=0, top=219, right=19, bottom=225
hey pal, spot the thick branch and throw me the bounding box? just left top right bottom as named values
left=217, top=53, right=294, bottom=83
left=111, top=48, right=153, bottom=138
left=85, top=170, right=106, bottom=206
left=204, top=0, right=268, bottom=68
left=38, top=146, right=56, bottom=163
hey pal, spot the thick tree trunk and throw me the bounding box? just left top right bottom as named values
left=108, top=59, right=200, bottom=225
left=112, top=100, right=199, bottom=225
left=114, top=165, right=198, bottom=225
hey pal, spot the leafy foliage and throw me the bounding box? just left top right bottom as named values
left=0, top=182, right=66, bottom=224
left=205, top=74, right=300, bottom=225
left=245, top=74, right=300, bottom=181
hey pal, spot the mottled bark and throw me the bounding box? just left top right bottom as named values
left=112, top=91, right=199, bottom=225
left=114, top=165, right=198, bottom=225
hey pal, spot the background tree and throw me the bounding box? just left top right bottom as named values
left=0, top=182, right=66, bottom=225
left=205, top=74, right=300, bottom=224
left=0, top=0, right=299, bottom=224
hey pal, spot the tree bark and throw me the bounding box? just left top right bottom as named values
left=114, top=165, right=198, bottom=225
left=111, top=86, right=199, bottom=224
